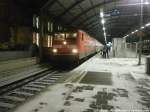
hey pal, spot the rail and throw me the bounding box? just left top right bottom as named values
left=0, top=66, right=63, bottom=112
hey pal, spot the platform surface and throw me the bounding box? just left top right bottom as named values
left=13, top=54, right=150, bottom=112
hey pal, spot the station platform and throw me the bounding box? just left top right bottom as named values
left=13, top=53, right=150, bottom=112
left=0, top=57, right=36, bottom=73
left=0, top=57, right=50, bottom=88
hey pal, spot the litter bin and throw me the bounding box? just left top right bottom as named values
left=146, top=55, right=150, bottom=74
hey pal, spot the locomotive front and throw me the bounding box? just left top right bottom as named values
left=51, top=32, right=79, bottom=62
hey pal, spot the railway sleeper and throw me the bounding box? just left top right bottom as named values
left=41, top=79, right=56, bottom=82
left=19, top=87, right=41, bottom=93
left=50, top=75, right=62, bottom=78
left=35, top=81, right=52, bottom=85
left=32, top=82, right=50, bottom=86
left=44, top=78, right=56, bottom=82
left=0, top=96, right=25, bottom=102
left=25, top=84, right=45, bottom=89
left=0, top=102, right=15, bottom=109
left=47, top=77, right=58, bottom=80
left=10, top=91, right=34, bottom=98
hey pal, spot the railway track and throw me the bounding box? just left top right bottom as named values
left=0, top=68, right=63, bottom=112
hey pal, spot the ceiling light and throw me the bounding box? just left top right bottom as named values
left=145, top=23, right=150, bottom=26
left=144, top=1, right=149, bottom=5
left=118, top=2, right=150, bottom=6
left=101, top=19, right=105, bottom=24
left=102, top=27, right=106, bottom=31
left=131, top=32, right=134, bottom=34
left=100, top=12, right=104, bottom=18
left=104, top=32, right=106, bottom=36
left=141, top=26, right=145, bottom=29
left=126, top=35, right=129, bottom=37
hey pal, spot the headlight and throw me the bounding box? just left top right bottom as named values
left=63, top=41, right=67, bottom=45
left=72, top=49, right=78, bottom=53
left=52, top=48, right=57, bottom=53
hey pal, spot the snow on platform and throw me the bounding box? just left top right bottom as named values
left=14, top=54, right=150, bottom=112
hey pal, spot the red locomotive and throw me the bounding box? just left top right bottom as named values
left=43, top=29, right=101, bottom=63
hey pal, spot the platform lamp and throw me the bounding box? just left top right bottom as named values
left=138, top=0, right=144, bottom=65
left=100, top=8, right=107, bottom=45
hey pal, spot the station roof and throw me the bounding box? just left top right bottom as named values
left=15, top=0, right=150, bottom=44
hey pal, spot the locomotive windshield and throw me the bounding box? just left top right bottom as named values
left=66, top=33, right=77, bottom=39
left=54, top=33, right=65, bottom=40
left=53, top=32, right=77, bottom=40
left=53, top=32, right=77, bottom=44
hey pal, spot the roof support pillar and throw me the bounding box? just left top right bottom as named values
left=138, top=0, right=144, bottom=65
left=38, top=13, right=43, bottom=63
left=39, top=11, right=46, bottom=63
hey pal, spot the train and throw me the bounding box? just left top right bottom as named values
left=43, top=29, right=102, bottom=63
left=142, top=39, right=150, bottom=55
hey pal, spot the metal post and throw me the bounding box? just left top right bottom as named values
left=136, top=42, right=138, bottom=58
left=138, top=0, right=143, bottom=65
left=146, top=56, right=150, bottom=74
left=38, top=1, right=51, bottom=63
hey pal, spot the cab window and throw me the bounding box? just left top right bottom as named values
left=66, top=33, right=77, bottom=38
left=54, top=33, right=65, bottom=40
